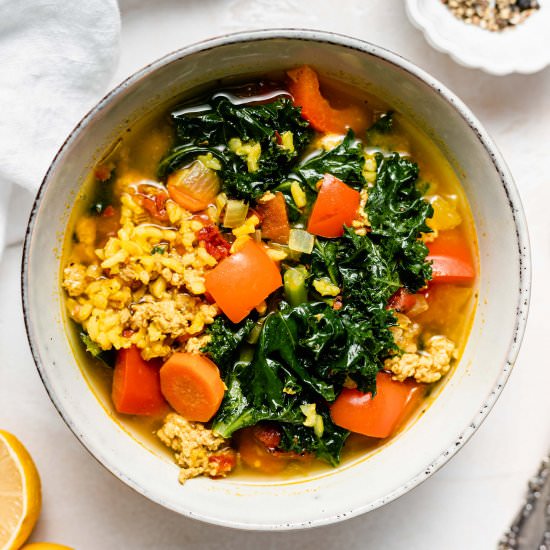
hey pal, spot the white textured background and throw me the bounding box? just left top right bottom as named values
left=2, top=0, right=550, bottom=548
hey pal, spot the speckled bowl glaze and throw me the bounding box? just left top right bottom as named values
left=22, top=30, right=530, bottom=530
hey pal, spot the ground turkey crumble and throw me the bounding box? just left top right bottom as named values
left=384, top=313, right=457, bottom=384
left=157, top=413, right=237, bottom=482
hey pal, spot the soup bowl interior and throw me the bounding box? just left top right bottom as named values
left=22, top=30, right=529, bottom=530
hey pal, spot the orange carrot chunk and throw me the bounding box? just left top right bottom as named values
left=112, top=346, right=167, bottom=416
left=256, top=192, right=290, bottom=244
left=287, top=65, right=370, bottom=134
left=205, top=240, right=283, bottom=323
left=330, top=372, right=424, bottom=438
left=159, top=353, right=225, bottom=422
left=307, top=174, right=361, bottom=238
left=427, top=230, right=475, bottom=284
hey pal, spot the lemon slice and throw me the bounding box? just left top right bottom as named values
left=0, top=430, right=42, bottom=550
left=21, top=544, right=73, bottom=550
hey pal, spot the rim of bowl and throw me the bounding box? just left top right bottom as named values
left=21, top=28, right=531, bottom=530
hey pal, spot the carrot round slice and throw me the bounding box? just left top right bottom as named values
left=205, top=240, right=283, bottom=323
left=112, top=346, right=167, bottom=416
left=287, top=65, right=370, bottom=134
left=307, top=174, right=361, bottom=238
left=160, top=353, right=225, bottom=422
left=330, top=372, right=424, bottom=438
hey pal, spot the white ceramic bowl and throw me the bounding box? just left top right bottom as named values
left=22, top=30, right=530, bottom=530
left=406, top=0, right=550, bottom=75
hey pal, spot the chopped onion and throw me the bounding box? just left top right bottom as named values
left=223, top=200, right=249, bottom=228
left=216, top=192, right=228, bottom=211
left=288, top=229, right=315, bottom=254
left=269, top=243, right=302, bottom=261
left=168, top=160, right=220, bottom=202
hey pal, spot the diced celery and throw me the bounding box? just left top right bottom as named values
left=284, top=267, right=308, bottom=307
left=246, top=321, right=264, bottom=344
left=290, top=181, right=307, bottom=208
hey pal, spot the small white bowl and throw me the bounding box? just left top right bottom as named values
left=406, top=0, right=550, bottom=75
left=22, top=29, right=530, bottom=530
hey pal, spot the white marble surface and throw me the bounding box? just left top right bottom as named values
left=2, top=0, right=550, bottom=548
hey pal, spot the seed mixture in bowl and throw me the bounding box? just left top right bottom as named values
left=441, top=0, right=540, bottom=31
left=62, top=66, right=477, bottom=483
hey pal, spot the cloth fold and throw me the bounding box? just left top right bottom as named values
left=0, top=0, right=121, bottom=258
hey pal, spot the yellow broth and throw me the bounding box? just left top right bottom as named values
left=62, top=76, right=478, bottom=481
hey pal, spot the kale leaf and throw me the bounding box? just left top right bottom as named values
left=366, top=111, right=393, bottom=138
left=293, top=130, right=366, bottom=191
left=157, top=145, right=227, bottom=179
left=173, top=94, right=310, bottom=148
left=89, top=170, right=116, bottom=216
left=279, top=410, right=349, bottom=467
left=366, top=153, right=433, bottom=291
left=212, top=303, right=339, bottom=441
left=202, top=317, right=254, bottom=372
left=211, top=299, right=394, bottom=459
left=79, top=331, right=116, bottom=368
left=164, top=96, right=312, bottom=201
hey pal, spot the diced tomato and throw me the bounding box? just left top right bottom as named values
left=387, top=288, right=429, bottom=317
left=330, top=372, right=424, bottom=438
left=94, top=163, right=114, bottom=182
left=205, top=240, right=283, bottom=323
left=208, top=450, right=238, bottom=477
left=427, top=230, right=475, bottom=284
left=387, top=288, right=418, bottom=313
left=255, top=192, right=290, bottom=244
left=101, top=205, right=115, bottom=218
left=135, top=189, right=170, bottom=222
left=307, top=174, right=360, bottom=238
left=251, top=423, right=282, bottom=450
left=112, top=346, right=167, bottom=416
left=197, top=224, right=231, bottom=261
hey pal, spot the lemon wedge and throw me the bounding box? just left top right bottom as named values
left=0, top=430, right=42, bottom=550
left=21, top=544, right=73, bottom=550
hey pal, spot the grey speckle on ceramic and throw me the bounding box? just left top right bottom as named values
left=22, top=29, right=530, bottom=530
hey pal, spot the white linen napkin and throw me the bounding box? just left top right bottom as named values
left=0, top=0, right=120, bottom=260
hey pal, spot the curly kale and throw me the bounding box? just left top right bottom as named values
left=161, top=95, right=312, bottom=201
left=366, top=111, right=394, bottom=140
left=293, top=130, right=366, bottom=191
left=210, top=152, right=433, bottom=465
left=202, top=317, right=254, bottom=373
left=279, top=410, right=349, bottom=467
left=366, top=153, right=433, bottom=291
